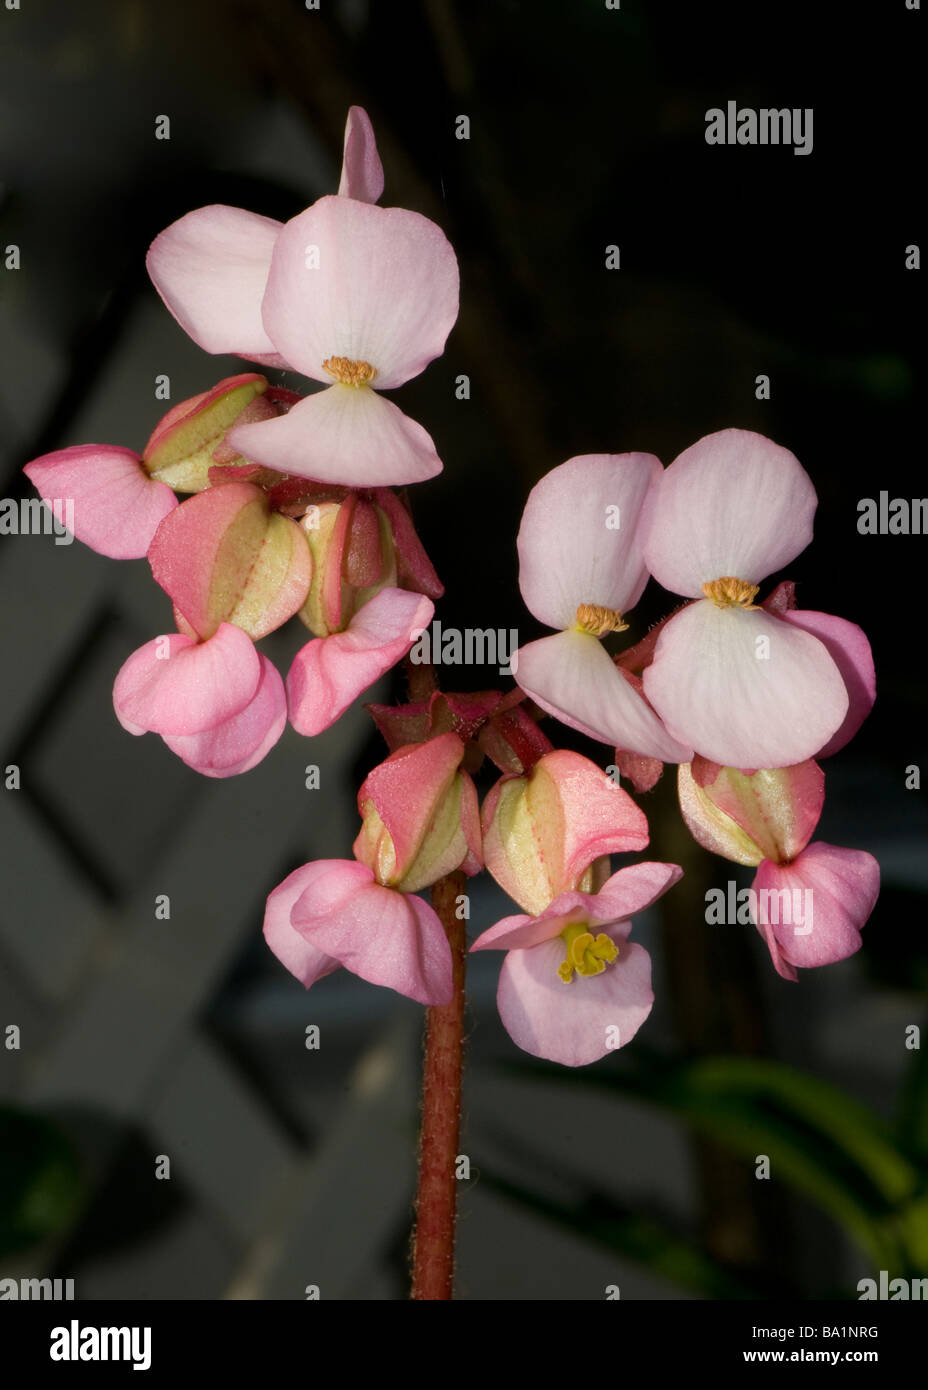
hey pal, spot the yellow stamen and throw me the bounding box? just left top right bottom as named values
left=322, top=356, right=377, bottom=388
left=574, top=603, right=628, bottom=637
left=557, top=921, right=619, bottom=983
left=701, top=576, right=760, bottom=610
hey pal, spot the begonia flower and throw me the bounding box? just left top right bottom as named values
left=147, top=108, right=458, bottom=488
left=679, top=758, right=879, bottom=980
left=471, top=861, right=681, bottom=1066
left=642, top=430, right=850, bottom=768
left=512, top=454, right=693, bottom=763
left=263, top=735, right=482, bottom=1003
left=285, top=488, right=438, bottom=734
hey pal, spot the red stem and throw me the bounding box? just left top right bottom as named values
left=411, top=870, right=467, bottom=1300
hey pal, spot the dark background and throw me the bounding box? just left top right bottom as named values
left=0, top=0, right=925, bottom=1300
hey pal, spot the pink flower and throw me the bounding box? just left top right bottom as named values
left=263, top=735, right=482, bottom=1004
left=678, top=758, right=879, bottom=979
left=112, top=623, right=286, bottom=777
left=147, top=108, right=459, bottom=488
left=642, top=429, right=851, bottom=768
left=285, top=489, right=440, bottom=735
left=471, top=862, right=681, bottom=1066
left=512, top=454, right=693, bottom=763
left=21, top=373, right=288, bottom=559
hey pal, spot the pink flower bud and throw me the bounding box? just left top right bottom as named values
left=148, top=481, right=312, bottom=641
left=299, top=494, right=398, bottom=637
left=352, top=732, right=481, bottom=894
left=142, top=373, right=283, bottom=493
left=482, top=749, right=649, bottom=917
left=677, top=758, right=825, bottom=867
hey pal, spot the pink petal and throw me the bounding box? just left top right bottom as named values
left=287, top=588, right=433, bottom=736
left=24, top=445, right=178, bottom=560
left=472, top=861, right=681, bottom=953
left=263, top=864, right=341, bottom=989
left=678, top=760, right=825, bottom=866
left=781, top=610, right=876, bottom=756
left=113, top=622, right=261, bottom=736
left=517, top=453, right=661, bottom=628
left=227, top=383, right=443, bottom=488
left=291, top=860, right=453, bottom=1005
left=541, top=749, right=650, bottom=885
left=258, top=195, right=459, bottom=388
left=162, top=654, right=287, bottom=776
left=355, top=733, right=465, bottom=882
left=643, top=600, right=849, bottom=768
left=148, top=482, right=312, bottom=640
left=643, top=429, right=818, bottom=597
left=752, top=842, right=879, bottom=971
left=496, top=937, right=654, bottom=1066
left=514, top=629, right=694, bottom=763
left=146, top=205, right=287, bottom=364
left=337, top=105, right=385, bottom=204
left=612, top=747, right=664, bottom=793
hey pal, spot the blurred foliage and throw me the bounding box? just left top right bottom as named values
left=491, top=1047, right=928, bottom=1298
left=0, top=1106, right=85, bottom=1257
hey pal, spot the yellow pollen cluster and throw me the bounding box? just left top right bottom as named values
left=701, top=576, right=760, bottom=610
left=574, top=603, right=629, bottom=637
left=322, top=356, right=378, bottom=387
left=557, top=921, right=619, bottom=983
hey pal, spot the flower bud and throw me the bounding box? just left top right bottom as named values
left=482, top=749, right=649, bottom=917
left=148, top=480, right=312, bottom=641
left=677, top=758, right=824, bottom=867
left=142, top=374, right=289, bottom=493
left=299, top=495, right=398, bottom=637
left=352, top=733, right=481, bottom=894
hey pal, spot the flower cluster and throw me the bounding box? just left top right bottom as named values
left=25, top=108, right=454, bottom=776
left=24, top=106, right=879, bottom=1068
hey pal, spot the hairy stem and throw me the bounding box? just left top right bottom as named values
left=411, top=869, right=467, bottom=1299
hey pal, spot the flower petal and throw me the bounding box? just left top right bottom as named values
left=514, top=629, right=693, bottom=762
left=643, top=600, right=849, bottom=768
left=227, top=384, right=443, bottom=488
left=337, top=105, right=385, bottom=204
left=24, top=445, right=178, bottom=560
left=752, top=842, right=879, bottom=971
left=162, top=654, right=286, bottom=776
left=113, top=622, right=261, bottom=736
left=496, top=937, right=654, bottom=1066
left=291, top=860, right=453, bottom=1005
left=287, top=588, right=433, bottom=736
left=781, top=610, right=876, bottom=757
left=263, top=864, right=341, bottom=989
left=148, top=481, right=312, bottom=640
left=258, top=195, right=459, bottom=388
left=643, top=429, right=818, bottom=597
left=517, top=453, right=661, bottom=628
left=146, top=205, right=286, bottom=363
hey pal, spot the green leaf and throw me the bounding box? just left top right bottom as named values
left=507, top=1054, right=928, bottom=1274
